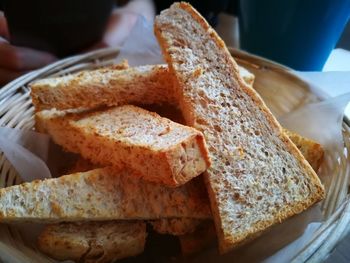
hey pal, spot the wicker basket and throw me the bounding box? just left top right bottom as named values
left=0, top=47, right=349, bottom=262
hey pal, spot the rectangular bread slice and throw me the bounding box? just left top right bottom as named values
left=36, top=105, right=210, bottom=186
left=30, top=64, right=175, bottom=111
left=30, top=62, right=254, bottom=112
left=0, top=167, right=211, bottom=222
left=38, top=221, right=146, bottom=263
left=154, top=2, right=324, bottom=253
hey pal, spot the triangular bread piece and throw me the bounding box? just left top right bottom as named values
left=154, top=2, right=324, bottom=253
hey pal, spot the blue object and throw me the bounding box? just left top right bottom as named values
left=239, top=0, right=350, bottom=70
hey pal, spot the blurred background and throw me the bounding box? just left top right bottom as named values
left=337, top=23, right=350, bottom=48
left=217, top=13, right=350, bottom=52
left=0, top=0, right=349, bottom=85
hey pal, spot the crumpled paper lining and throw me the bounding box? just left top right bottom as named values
left=0, top=16, right=349, bottom=263
left=115, top=16, right=164, bottom=66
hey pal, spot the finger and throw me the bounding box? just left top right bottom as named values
left=0, top=68, right=26, bottom=86
left=15, top=46, right=57, bottom=69
left=0, top=43, right=56, bottom=70
left=103, top=13, right=138, bottom=47
left=0, top=11, right=9, bottom=39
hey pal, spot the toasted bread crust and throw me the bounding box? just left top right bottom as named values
left=155, top=2, right=324, bottom=253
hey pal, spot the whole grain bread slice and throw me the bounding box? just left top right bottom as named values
left=30, top=62, right=254, bottom=112
left=38, top=221, right=146, bottom=263
left=36, top=105, right=210, bottom=187
left=0, top=167, right=211, bottom=222
left=154, top=2, right=324, bottom=253
left=30, top=64, right=175, bottom=111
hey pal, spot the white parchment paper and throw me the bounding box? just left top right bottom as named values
left=115, top=16, right=164, bottom=66
left=0, top=127, right=51, bottom=181
left=0, top=17, right=349, bottom=263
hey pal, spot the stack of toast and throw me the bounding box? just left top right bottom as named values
left=0, top=3, right=325, bottom=263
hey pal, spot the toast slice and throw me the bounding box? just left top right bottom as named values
left=36, top=105, right=210, bottom=187
left=30, top=62, right=254, bottom=111
left=0, top=167, right=211, bottom=222
left=284, top=129, right=324, bottom=172
left=154, top=2, right=324, bottom=253
left=30, top=64, right=174, bottom=111
left=38, top=221, right=146, bottom=263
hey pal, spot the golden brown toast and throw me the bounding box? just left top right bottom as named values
left=36, top=105, right=210, bottom=187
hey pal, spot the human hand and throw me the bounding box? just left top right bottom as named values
left=85, top=0, right=155, bottom=51
left=103, top=10, right=139, bottom=47
left=83, top=11, right=139, bottom=52
left=0, top=13, right=56, bottom=86
left=0, top=38, right=57, bottom=85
